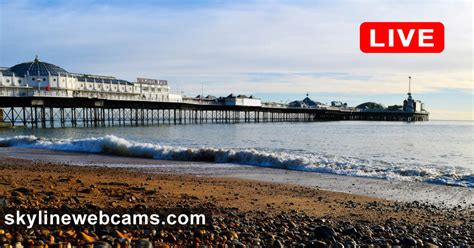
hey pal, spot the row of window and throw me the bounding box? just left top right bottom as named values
left=1, top=82, right=168, bottom=95
left=2, top=77, right=73, bottom=83
left=2, top=79, right=170, bottom=95
left=2, top=78, right=169, bottom=88
left=2, top=78, right=62, bottom=83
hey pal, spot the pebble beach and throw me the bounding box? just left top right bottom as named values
left=0, top=153, right=472, bottom=247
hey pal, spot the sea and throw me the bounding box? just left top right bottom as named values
left=0, top=120, right=473, bottom=188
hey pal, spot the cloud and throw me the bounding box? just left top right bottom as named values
left=429, top=109, right=473, bottom=121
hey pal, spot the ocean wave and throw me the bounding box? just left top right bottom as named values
left=1, top=135, right=473, bottom=187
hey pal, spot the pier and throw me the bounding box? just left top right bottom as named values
left=0, top=58, right=429, bottom=128
left=0, top=96, right=428, bottom=128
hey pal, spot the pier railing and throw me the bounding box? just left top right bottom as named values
left=0, top=96, right=429, bottom=128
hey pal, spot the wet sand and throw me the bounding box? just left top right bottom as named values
left=2, top=148, right=472, bottom=208
left=0, top=148, right=472, bottom=247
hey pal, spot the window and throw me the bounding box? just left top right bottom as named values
left=43, top=78, right=46, bottom=81
left=53, top=78, right=57, bottom=82
left=18, top=79, right=22, bottom=83
left=6, top=79, right=10, bottom=83
left=32, top=78, right=36, bottom=81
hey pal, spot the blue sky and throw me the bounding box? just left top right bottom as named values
left=0, top=0, right=472, bottom=120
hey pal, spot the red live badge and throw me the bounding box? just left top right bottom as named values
left=360, top=22, right=444, bottom=53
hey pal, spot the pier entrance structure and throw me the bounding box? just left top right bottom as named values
left=0, top=56, right=181, bottom=102
left=0, top=57, right=428, bottom=128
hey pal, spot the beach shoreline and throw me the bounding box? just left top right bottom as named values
left=0, top=148, right=472, bottom=246
left=1, top=147, right=472, bottom=208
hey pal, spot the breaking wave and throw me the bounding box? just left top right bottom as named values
left=1, top=135, right=472, bottom=187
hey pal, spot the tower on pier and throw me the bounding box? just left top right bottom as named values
left=403, top=76, right=425, bottom=112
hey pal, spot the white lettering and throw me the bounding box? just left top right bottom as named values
left=26, top=213, right=36, bottom=229
left=167, top=214, right=177, bottom=225
left=99, top=211, right=109, bottom=225
left=16, top=211, right=26, bottom=226
left=72, top=214, right=87, bottom=225
left=150, top=214, right=160, bottom=225
left=370, top=29, right=384, bottom=47
left=111, top=214, right=120, bottom=225
left=419, top=29, right=434, bottom=47
left=388, top=29, right=394, bottom=47
left=4, top=214, right=14, bottom=225
left=87, top=214, right=97, bottom=225
left=397, top=29, right=415, bottom=47
left=61, top=215, right=71, bottom=225
left=178, top=214, right=189, bottom=225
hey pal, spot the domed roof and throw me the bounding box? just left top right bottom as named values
left=8, top=56, right=69, bottom=76
left=356, top=102, right=385, bottom=110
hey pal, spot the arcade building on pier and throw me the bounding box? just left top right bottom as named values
left=0, top=56, right=182, bottom=102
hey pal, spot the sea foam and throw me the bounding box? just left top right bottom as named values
left=1, top=135, right=472, bottom=187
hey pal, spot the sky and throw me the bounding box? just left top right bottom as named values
left=0, top=0, right=472, bottom=120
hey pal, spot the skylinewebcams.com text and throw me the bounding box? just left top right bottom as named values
left=3, top=210, right=206, bottom=229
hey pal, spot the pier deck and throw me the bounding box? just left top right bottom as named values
left=0, top=96, right=429, bottom=128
